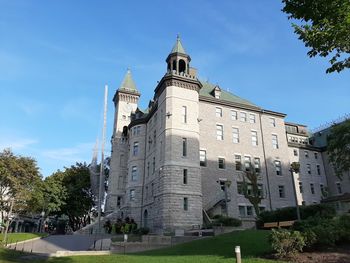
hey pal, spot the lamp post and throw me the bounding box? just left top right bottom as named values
left=290, top=162, right=301, bottom=221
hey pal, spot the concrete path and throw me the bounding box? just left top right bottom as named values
left=8, top=234, right=101, bottom=254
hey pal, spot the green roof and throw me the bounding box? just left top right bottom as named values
left=199, top=81, right=258, bottom=108
left=119, top=69, right=139, bottom=93
left=170, top=35, right=186, bottom=54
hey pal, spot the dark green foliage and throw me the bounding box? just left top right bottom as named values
left=212, top=215, right=242, bottom=227
left=327, top=120, right=350, bottom=179
left=269, top=229, right=305, bottom=258
left=132, top=227, right=150, bottom=235
left=258, top=203, right=336, bottom=223
left=282, top=0, right=350, bottom=73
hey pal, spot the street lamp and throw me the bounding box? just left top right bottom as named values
left=290, top=162, right=301, bottom=221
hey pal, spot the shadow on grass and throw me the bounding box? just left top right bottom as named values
left=133, top=230, right=273, bottom=259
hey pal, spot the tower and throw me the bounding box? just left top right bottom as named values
left=105, top=69, right=140, bottom=213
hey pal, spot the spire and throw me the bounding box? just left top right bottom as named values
left=119, top=68, right=139, bottom=93
left=170, top=34, right=186, bottom=54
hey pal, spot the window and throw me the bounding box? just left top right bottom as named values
left=237, top=182, right=244, bottom=195
left=251, top=130, right=258, bottom=146
left=299, top=182, right=303, bottom=193
left=272, top=134, right=279, bottom=149
left=218, top=158, right=225, bottom=169
left=231, top=110, right=238, bottom=120
left=320, top=184, right=325, bottom=194
left=247, top=206, right=253, bottom=216
left=269, top=118, right=276, bottom=127
left=153, top=130, right=156, bottom=147
left=304, top=151, right=309, bottom=158
left=148, top=136, right=151, bottom=150
left=182, top=138, right=187, bottom=157
left=278, top=185, right=285, bottom=198
left=117, top=196, right=122, bottom=207
left=314, top=152, right=318, bottom=159
left=200, top=150, right=207, bottom=167
left=183, top=169, right=188, bottom=184
left=254, top=157, right=261, bottom=173
left=136, top=126, right=141, bottom=135
left=240, top=112, right=247, bottom=122
left=316, top=164, right=321, bottom=175
left=131, top=166, right=138, bottom=181
left=239, top=206, right=245, bottom=217
left=216, top=107, right=222, bottom=117
left=249, top=114, right=256, bottom=123
left=183, top=197, right=188, bottom=211
left=152, top=157, right=155, bottom=173
left=182, top=106, right=187, bottom=123
left=216, top=124, right=223, bottom=140
left=133, top=142, right=139, bottom=156
left=232, top=127, right=240, bottom=143
left=336, top=182, right=342, bottom=194
left=310, top=183, right=315, bottom=195
left=130, top=189, right=135, bottom=201
left=147, top=162, right=150, bottom=177
left=307, top=164, right=311, bottom=174
left=235, top=155, right=242, bottom=170
left=293, top=149, right=298, bottom=156
left=275, top=160, right=282, bottom=175
left=244, top=156, right=251, bottom=171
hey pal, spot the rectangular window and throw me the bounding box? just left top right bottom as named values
left=136, top=126, right=141, bottom=135
left=216, top=124, right=223, bottom=140
left=231, top=110, right=238, bottom=120
left=275, top=160, right=282, bottom=175
left=278, top=185, right=285, bottom=198
left=218, top=158, right=225, bottom=169
left=131, top=166, right=138, bottom=181
left=299, top=182, right=303, bottom=193
left=336, top=182, right=342, bottom=194
left=310, top=183, right=315, bottom=195
left=249, top=114, right=256, bottom=123
left=232, top=127, right=240, bottom=143
left=216, top=107, right=222, bottom=117
left=237, top=182, right=244, bottom=195
left=130, top=189, right=135, bottom=201
left=269, top=118, right=276, bottom=127
left=182, top=138, right=187, bottom=157
left=314, top=152, right=318, bottom=159
left=152, top=157, right=155, bottom=173
left=307, top=164, right=311, bottom=174
left=133, top=142, right=139, bottom=156
left=316, top=164, right=321, bottom=175
left=239, top=206, right=245, bottom=217
left=235, top=155, right=242, bottom=170
left=247, top=206, right=253, bottom=216
left=254, top=157, right=261, bottom=173
left=251, top=130, right=258, bottom=146
left=200, top=150, right=207, bottom=167
left=320, top=184, right=325, bottom=195
left=182, top=106, right=187, bottom=123
left=183, top=169, right=188, bottom=184
left=304, top=151, right=309, bottom=158
left=147, top=162, right=150, bottom=177
left=240, top=112, right=247, bottom=122
left=183, top=197, right=188, bottom=211
left=272, top=134, right=279, bottom=149
left=293, top=149, right=298, bottom=156
left=244, top=156, right=251, bottom=171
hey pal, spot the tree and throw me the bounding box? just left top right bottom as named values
left=282, top=0, right=350, bottom=73
left=242, top=165, right=264, bottom=217
left=327, top=119, right=350, bottom=179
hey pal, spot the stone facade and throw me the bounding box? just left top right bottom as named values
left=105, top=37, right=344, bottom=232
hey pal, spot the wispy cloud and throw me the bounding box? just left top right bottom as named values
left=0, top=136, right=38, bottom=151
left=43, top=142, right=95, bottom=163
left=60, top=97, right=97, bottom=122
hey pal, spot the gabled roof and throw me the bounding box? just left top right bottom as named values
left=170, top=35, right=186, bottom=54
left=119, top=69, right=139, bottom=93
left=199, top=81, right=258, bottom=108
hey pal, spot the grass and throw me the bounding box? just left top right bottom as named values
left=0, top=233, right=48, bottom=244
left=0, top=230, right=288, bottom=263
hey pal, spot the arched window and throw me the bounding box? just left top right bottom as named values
left=179, top=59, right=186, bottom=73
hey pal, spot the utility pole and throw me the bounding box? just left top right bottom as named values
left=97, top=85, right=108, bottom=234
left=3, top=198, right=14, bottom=245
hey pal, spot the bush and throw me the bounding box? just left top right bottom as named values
left=212, top=215, right=242, bottom=227
left=269, top=229, right=306, bottom=258
left=132, top=227, right=150, bottom=235
left=337, top=214, right=350, bottom=242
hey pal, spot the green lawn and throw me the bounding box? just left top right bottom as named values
left=0, top=230, right=288, bottom=263
left=0, top=233, right=48, bottom=244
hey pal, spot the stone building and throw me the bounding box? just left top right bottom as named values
left=104, top=37, right=338, bottom=232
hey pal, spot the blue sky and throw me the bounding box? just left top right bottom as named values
left=0, top=0, right=349, bottom=177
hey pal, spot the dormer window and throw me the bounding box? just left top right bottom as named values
left=214, top=85, right=221, bottom=99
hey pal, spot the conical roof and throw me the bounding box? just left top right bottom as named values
left=119, top=69, right=139, bottom=93
left=170, top=35, right=186, bottom=54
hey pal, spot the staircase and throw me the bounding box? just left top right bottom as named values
left=203, top=191, right=231, bottom=211
left=75, top=211, right=120, bottom=235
